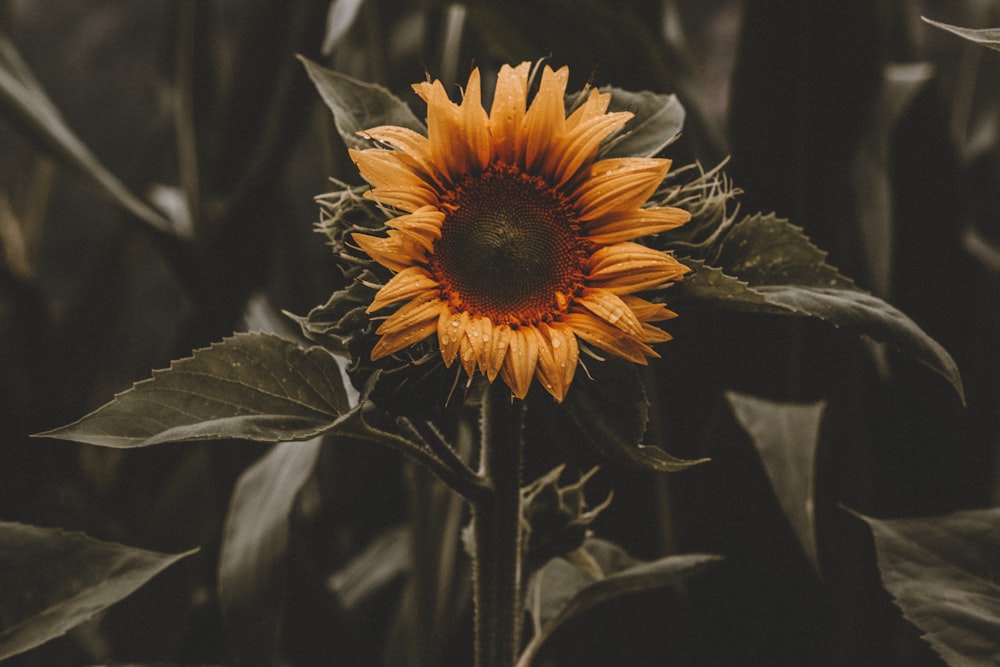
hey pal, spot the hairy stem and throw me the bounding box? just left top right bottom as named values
left=472, top=383, right=525, bottom=667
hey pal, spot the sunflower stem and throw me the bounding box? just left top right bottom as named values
left=472, top=382, right=525, bottom=667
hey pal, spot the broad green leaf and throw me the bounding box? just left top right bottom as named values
left=856, top=508, right=1000, bottom=666
left=36, top=333, right=351, bottom=448
left=519, top=538, right=721, bottom=666
left=0, top=35, right=178, bottom=238
left=922, top=17, right=1000, bottom=53
left=600, top=89, right=685, bottom=159
left=299, top=56, right=425, bottom=150
left=0, top=522, right=195, bottom=661
left=726, top=391, right=825, bottom=571
left=674, top=214, right=964, bottom=402
left=562, top=360, right=707, bottom=472
left=218, top=437, right=325, bottom=667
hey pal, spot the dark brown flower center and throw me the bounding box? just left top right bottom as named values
left=430, top=164, right=586, bottom=325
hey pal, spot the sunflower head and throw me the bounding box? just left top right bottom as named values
left=348, top=62, right=690, bottom=402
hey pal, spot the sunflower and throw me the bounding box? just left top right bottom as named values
left=350, top=62, right=690, bottom=402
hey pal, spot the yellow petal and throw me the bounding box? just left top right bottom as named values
left=486, top=324, right=514, bottom=382
left=437, top=308, right=470, bottom=367
left=583, top=206, right=690, bottom=244
left=360, top=125, right=448, bottom=188
left=640, top=322, right=673, bottom=344
left=500, top=326, right=539, bottom=399
left=459, top=315, right=494, bottom=378
left=423, top=79, right=467, bottom=182
left=562, top=311, right=657, bottom=364
left=573, top=158, right=671, bottom=220
left=545, top=110, right=632, bottom=186
left=489, top=62, right=531, bottom=164
left=386, top=206, right=445, bottom=253
left=575, top=288, right=645, bottom=337
left=350, top=148, right=437, bottom=201
left=565, top=87, right=612, bottom=130
left=368, top=266, right=440, bottom=312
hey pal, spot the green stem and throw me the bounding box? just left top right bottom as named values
left=473, top=383, right=525, bottom=667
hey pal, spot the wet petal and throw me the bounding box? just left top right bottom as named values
left=360, top=125, right=448, bottom=188
left=523, top=66, right=569, bottom=172
left=489, top=62, right=531, bottom=164
left=562, top=311, right=657, bottom=364
left=500, top=326, right=540, bottom=399
left=486, top=324, right=514, bottom=382
left=371, top=298, right=443, bottom=359
left=576, top=287, right=645, bottom=337
left=437, top=309, right=470, bottom=367
left=583, top=206, right=690, bottom=244
left=350, top=148, right=437, bottom=198
left=621, top=295, right=678, bottom=322
left=353, top=230, right=428, bottom=273
left=459, top=69, right=491, bottom=172
left=573, top=158, right=672, bottom=220
left=368, top=266, right=440, bottom=312
left=459, top=315, right=494, bottom=378
left=586, top=243, right=689, bottom=294
left=533, top=322, right=578, bottom=402
left=386, top=206, right=445, bottom=252
left=546, top=109, right=632, bottom=186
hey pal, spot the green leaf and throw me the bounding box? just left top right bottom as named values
left=922, top=17, right=1000, bottom=53
left=519, top=538, right=721, bottom=666
left=299, top=55, right=425, bottom=150
left=562, top=360, right=707, bottom=472
left=0, top=522, right=195, bottom=662
left=0, top=35, right=179, bottom=238
left=218, top=437, right=325, bottom=667
left=855, top=508, right=1000, bottom=666
left=674, top=214, right=965, bottom=402
left=36, top=333, right=351, bottom=448
left=726, top=391, right=825, bottom=571
left=600, top=88, right=685, bottom=159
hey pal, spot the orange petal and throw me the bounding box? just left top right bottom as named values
left=353, top=231, right=427, bottom=273
left=640, top=322, right=673, bottom=344
left=532, top=322, right=579, bottom=402
left=586, top=243, right=689, bottom=294
left=386, top=206, right=445, bottom=253
left=350, top=148, right=436, bottom=198
left=489, top=62, right=531, bottom=164
left=562, top=311, right=657, bottom=364
left=523, top=66, right=569, bottom=173
left=368, top=266, right=440, bottom=312
left=500, top=326, right=539, bottom=399
left=575, top=287, right=645, bottom=337
left=573, top=158, right=671, bottom=220
left=545, top=110, right=632, bottom=186
left=620, top=295, right=678, bottom=322
left=360, top=125, right=448, bottom=188
left=459, top=315, right=494, bottom=379
left=437, top=308, right=470, bottom=368
left=459, top=68, right=491, bottom=172
left=583, top=206, right=690, bottom=244
left=371, top=298, right=443, bottom=359
left=565, top=87, right=613, bottom=130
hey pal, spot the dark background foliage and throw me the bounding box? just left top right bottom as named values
left=1, top=0, right=998, bottom=665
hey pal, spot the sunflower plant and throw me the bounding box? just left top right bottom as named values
left=34, top=57, right=962, bottom=667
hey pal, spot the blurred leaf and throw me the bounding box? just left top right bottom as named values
left=0, top=34, right=179, bottom=238
left=218, top=437, right=325, bottom=667
left=856, top=508, right=1000, bottom=667
left=37, top=333, right=351, bottom=448
left=601, top=89, right=685, bottom=159
left=299, top=56, right=425, bottom=150
left=326, top=525, right=410, bottom=610
left=322, top=0, right=367, bottom=56
left=726, top=391, right=825, bottom=571
left=519, top=538, right=721, bottom=666
left=0, top=522, right=195, bottom=662
left=922, top=17, right=1000, bottom=53
left=674, top=214, right=965, bottom=402
left=562, top=360, right=707, bottom=472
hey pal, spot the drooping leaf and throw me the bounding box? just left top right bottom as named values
left=218, top=437, right=325, bottom=667
left=856, top=508, right=1000, bottom=666
left=299, top=55, right=425, bottom=150
left=922, top=17, right=1000, bottom=53
left=562, top=360, right=707, bottom=472
left=519, top=538, right=721, bottom=666
left=0, top=35, right=178, bottom=238
left=36, top=333, right=351, bottom=448
left=726, top=391, right=825, bottom=571
left=0, top=522, right=195, bottom=662
left=600, top=89, right=685, bottom=159
left=673, top=214, right=964, bottom=402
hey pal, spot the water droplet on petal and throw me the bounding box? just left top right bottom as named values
left=551, top=337, right=561, bottom=349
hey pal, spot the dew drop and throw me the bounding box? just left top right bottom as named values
left=551, top=337, right=561, bottom=349
left=607, top=307, right=624, bottom=323
left=451, top=318, right=461, bottom=327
